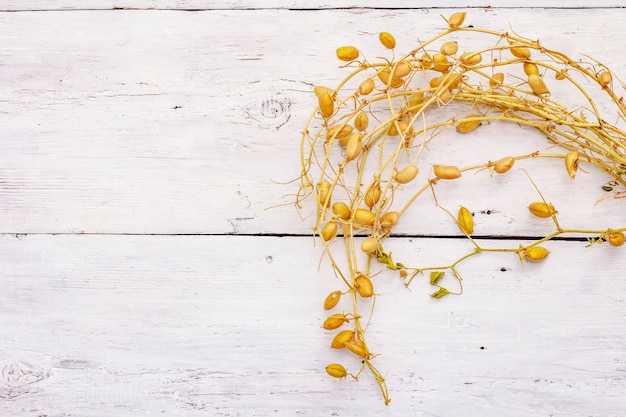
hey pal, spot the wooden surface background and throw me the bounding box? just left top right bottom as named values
left=1, top=2, right=625, bottom=416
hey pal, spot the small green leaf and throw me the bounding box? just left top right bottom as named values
left=430, top=288, right=450, bottom=298
left=430, top=271, right=445, bottom=285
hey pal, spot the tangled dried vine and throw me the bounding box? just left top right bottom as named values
left=294, top=12, right=626, bottom=405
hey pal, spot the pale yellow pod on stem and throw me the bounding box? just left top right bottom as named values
left=510, top=44, right=531, bottom=59
left=345, top=133, right=362, bottom=162
left=323, top=313, right=350, bottom=330
left=364, top=182, right=382, bottom=208
left=321, top=221, right=338, bottom=241
left=319, top=91, right=334, bottom=117
left=433, top=164, right=462, bottom=179
left=314, top=86, right=332, bottom=98
left=354, top=111, right=369, bottom=131
left=323, top=290, right=342, bottom=310
left=598, top=70, right=612, bottom=87
left=326, top=364, right=347, bottom=379
left=523, top=62, right=539, bottom=76
left=528, top=74, right=549, bottom=95
left=354, top=274, right=374, bottom=297
left=358, top=78, right=375, bottom=95
left=332, top=202, right=351, bottom=220
left=523, top=246, right=550, bottom=262
left=395, top=164, right=419, bottom=183
left=379, top=32, right=396, bottom=49
left=460, top=51, right=482, bottom=66
left=317, top=180, right=331, bottom=209
left=433, top=53, right=451, bottom=72
left=608, top=231, right=625, bottom=247
left=326, top=124, right=353, bottom=141
left=528, top=202, right=558, bottom=218
left=440, top=41, right=458, bottom=56
left=392, top=61, right=412, bottom=78
left=490, top=72, right=505, bottom=87
left=360, top=237, right=380, bottom=254
left=458, top=206, right=474, bottom=235
left=564, top=150, right=579, bottom=179
left=380, top=211, right=400, bottom=227
left=336, top=46, right=359, bottom=62
left=447, top=12, right=466, bottom=28
left=493, top=156, right=515, bottom=174
left=353, top=208, right=376, bottom=226
left=456, top=114, right=482, bottom=133
left=330, top=330, right=354, bottom=349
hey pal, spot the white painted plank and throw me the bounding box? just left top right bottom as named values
left=1, top=8, right=625, bottom=235
left=0, top=234, right=624, bottom=416
left=1, top=1, right=625, bottom=11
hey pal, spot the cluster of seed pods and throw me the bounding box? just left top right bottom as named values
left=296, top=12, right=626, bottom=404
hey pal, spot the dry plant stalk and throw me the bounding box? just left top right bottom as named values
left=294, top=12, right=626, bottom=405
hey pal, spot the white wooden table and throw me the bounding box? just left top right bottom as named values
left=1, top=2, right=625, bottom=416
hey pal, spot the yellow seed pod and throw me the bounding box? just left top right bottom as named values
left=433, top=164, right=462, bottom=179
left=339, top=131, right=358, bottom=147
left=555, top=70, right=567, bottom=80
left=429, top=76, right=442, bottom=88
left=380, top=211, right=400, bottom=227
left=528, top=74, right=550, bottom=95
left=447, top=12, right=466, bottom=29
left=490, top=72, right=505, bottom=87
left=528, top=202, right=558, bottom=218
left=354, top=111, right=369, bottom=131
left=314, top=85, right=332, bottom=98
left=523, top=246, right=550, bottom=262
left=440, top=41, right=458, bottom=56
left=510, top=44, right=531, bottom=59
left=436, top=88, right=452, bottom=102
left=323, top=290, right=342, bottom=310
left=458, top=206, right=474, bottom=235
left=321, top=221, right=338, bottom=241
left=395, top=164, right=419, bottom=184
left=325, top=364, right=347, bottom=379
left=323, top=313, right=350, bottom=330
left=407, top=91, right=424, bottom=108
left=354, top=274, right=374, bottom=297
left=523, top=62, right=539, bottom=76
left=392, top=61, right=412, bottom=78
left=441, top=72, right=462, bottom=90
left=332, top=202, right=351, bottom=220
left=345, top=342, right=368, bottom=358
left=493, top=156, right=515, bottom=174
left=364, top=182, right=382, bottom=208
left=358, top=78, right=375, bottom=95
left=432, top=53, right=451, bottom=72
left=388, top=120, right=412, bottom=137
left=318, top=91, right=334, bottom=117
left=608, top=231, right=625, bottom=247
left=598, top=70, right=612, bottom=87
left=378, top=69, right=404, bottom=88
left=456, top=114, right=482, bottom=133
left=330, top=330, right=354, bottom=349
left=360, top=237, right=380, bottom=254
left=317, top=180, right=331, bottom=209
left=379, top=31, right=396, bottom=49
left=564, top=150, right=579, bottom=179
left=353, top=208, right=376, bottom=226
left=345, top=132, right=362, bottom=162
left=336, top=46, right=359, bottom=62
left=326, top=124, right=353, bottom=141
left=460, top=51, right=482, bottom=66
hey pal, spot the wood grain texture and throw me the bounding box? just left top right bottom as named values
left=1, top=1, right=625, bottom=11
left=1, top=5, right=625, bottom=416
left=1, top=8, right=625, bottom=235
left=0, top=234, right=624, bottom=416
